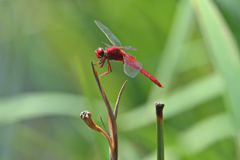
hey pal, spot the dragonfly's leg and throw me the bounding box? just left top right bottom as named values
left=99, top=59, right=112, bottom=78
left=92, top=58, right=106, bottom=68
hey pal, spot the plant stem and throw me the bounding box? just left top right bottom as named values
left=155, top=102, right=165, bottom=160
left=91, top=62, right=118, bottom=160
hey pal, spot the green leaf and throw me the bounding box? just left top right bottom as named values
left=0, top=92, right=105, bottom=125
left=191, top=0, right=240, bottom=141
left=178, top=113, right=234, bottom=154
left=119, top=74, right=223, bottom=131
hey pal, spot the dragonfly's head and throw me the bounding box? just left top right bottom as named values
left=95, top=47, right=105, bottom=58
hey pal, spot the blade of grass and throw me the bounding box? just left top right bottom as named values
left=178, top=113, right=234, bottom=154
left=190, top=0, right=240, bottom=151
left=119, top=74, right=223, bottom=131
left=0, top=93, right=99, bottom=125
left=148, top=0, right=193, bottom=100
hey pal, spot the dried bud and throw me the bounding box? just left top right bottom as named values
left=80, top=110, right=112, bottom=148
left=80, top=111, right=101, bottom=132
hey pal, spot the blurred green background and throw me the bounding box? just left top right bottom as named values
left=1, top=0, right=240, bottom=159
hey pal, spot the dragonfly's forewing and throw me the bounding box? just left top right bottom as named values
left=95, top=20, right=122, bottom=46
left=123, top=56, right=142, bottom=78
left=119, top=46, right=137, bottom=51
left=101, top=42, right=111, bottom=47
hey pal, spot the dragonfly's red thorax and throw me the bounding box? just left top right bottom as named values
left=105, top=46, right=124, bottom=61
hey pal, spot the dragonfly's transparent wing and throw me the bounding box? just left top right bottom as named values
left=102, top=42, right=112, bottom=47
left=123, top=56, right=142, bottom=78
left=95, top=20, right=122, bottom=46
left=119, top=46, right=137, bottom=51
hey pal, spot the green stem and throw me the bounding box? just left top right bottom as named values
left=155, top=102, right=164, bottom=160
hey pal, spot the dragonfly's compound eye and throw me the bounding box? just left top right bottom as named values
left=95, top=47, right=104, bottom=58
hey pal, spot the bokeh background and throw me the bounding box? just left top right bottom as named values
left=0, top=0, right=240, bottom=159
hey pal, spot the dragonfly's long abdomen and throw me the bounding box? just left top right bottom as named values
left=140, top=68, right=164, bottom=88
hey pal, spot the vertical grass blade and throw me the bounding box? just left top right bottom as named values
left=190, top=0, right=240, bottom=152
left=149, top=0, right=193, bottom=100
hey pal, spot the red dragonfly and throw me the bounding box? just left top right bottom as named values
left=94, top=20, right=163, bottom=88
